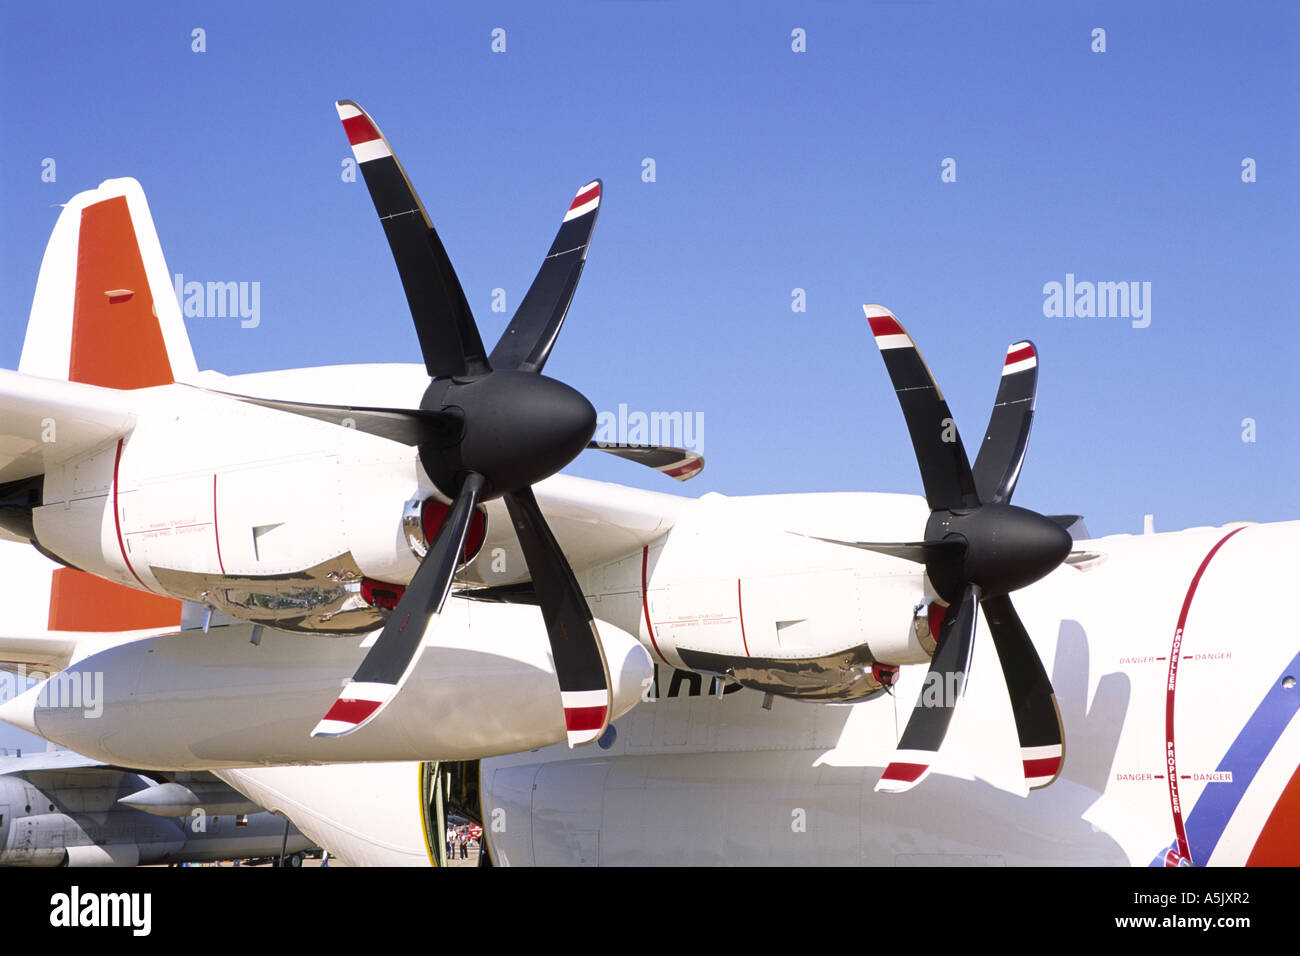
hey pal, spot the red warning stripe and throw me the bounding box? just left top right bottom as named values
left=1023, top=756, right=1062, bottom=779
left=563, top=705, right=608, bottom=732
left=212, top=474, right=226, bottom=575
left=737, top=578, right=750, bottom=657
left=880, top=761, right=929, bottom=783
left=1164, top=526, right=1246, bottom=865
left=641, top=546, right=670, bottom=665
left=111, top=439, right=148, bottom=590
left=341, top=114, right=381, bottom=145
left=867, top=314, right=904, bottom=338
left=1005, top=345, right=1035, bottom=366
left=569, top=184, right=600, bottom=210
left=322, top=697, right=384, bottom=725
left=661, top=459, right=702, bottom=480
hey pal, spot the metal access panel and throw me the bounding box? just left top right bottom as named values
left=531, top=762, right=609, bottom=867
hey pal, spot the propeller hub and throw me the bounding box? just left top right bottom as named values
left=925, top=504, right=1072, bottom=601
left=419, top=370, right=597, bottom=498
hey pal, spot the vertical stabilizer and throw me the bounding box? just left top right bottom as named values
left=19, top=178, right=197, bottom=388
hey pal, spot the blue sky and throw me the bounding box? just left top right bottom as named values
left=3, top=1, right=1295, bottom=538
left=0, top=6, right=1294, bottom=768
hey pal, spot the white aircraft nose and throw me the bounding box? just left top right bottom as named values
left=0, top=683, right=41, bottom=736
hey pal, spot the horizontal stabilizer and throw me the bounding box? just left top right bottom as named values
left=0, top=370, right=137, bottom=484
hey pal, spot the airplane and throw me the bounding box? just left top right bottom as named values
left=0, top=748, right=315, bottom=867
left=1, top=102, right=1294, bottom=867
left=206, top=317, right=1300, bottom=867
left=0, top=101, right=697, bottom=748
left=6, top=311, right=1297, bottom=866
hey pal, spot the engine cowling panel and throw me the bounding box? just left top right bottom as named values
left=30, top=407, right=472, bottom=634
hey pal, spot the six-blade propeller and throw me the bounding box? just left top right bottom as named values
left=855, top=306, right=1071, bottom=794
left=309, top=101, right=618, bottom=744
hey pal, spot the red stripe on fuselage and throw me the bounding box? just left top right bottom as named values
left=641, top=546, right=670, bottom=665
left=111, top=439, right=148, bottom=590
left=737, top=578, right=750, bottom=656
left=212, top=473, right=225, bottom=575
left=1248, top=763, right=1300, bottom=865
left=1164, top=526, right=1246, bottom=865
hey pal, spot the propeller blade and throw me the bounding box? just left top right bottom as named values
left=980, top=593, right=1064, bottom=789
left=790, top=534, right=964, bottom=565
left=971, top=341, right=1037, bottom=505
left=876, top=583, right=981, bottom=793
left=216, top=392, right=462, bottom=447
left=490, top=180, right=602, bottom=374
left=503, top=486, right=612, bottom=747
left=336, top=101, right=489, bottom=379
left=586, top=441, right=704, bottom=481
left=311, top=472, right=486, bottom=737
left=864, top=306, right=980, bottom=511
left=1047, top=514, right=1091, bottom=541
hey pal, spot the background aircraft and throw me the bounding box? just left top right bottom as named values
left=0, top=749, right=314, bottom=867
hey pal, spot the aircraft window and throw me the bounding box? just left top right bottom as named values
left=24, top=805, right=30, bottom=813
left=0, top=814, right=4, bottom=826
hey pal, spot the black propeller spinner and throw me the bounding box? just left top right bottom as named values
left=288, top=101, right=616, bottom=745
left=845, top=307, right=1071, bottom=793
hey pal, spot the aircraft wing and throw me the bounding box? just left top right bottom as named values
left=0, top=750, right=112, bottom=775
left=464, top=473, right=686, bottom=589
left=0, top=633, right=82, bottom=675
left=0, top=369, right=137, bottom=485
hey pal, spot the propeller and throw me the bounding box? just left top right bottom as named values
left=307, top=101, right=616, bottom=744
left=855, top=306, right=1071, bottom=793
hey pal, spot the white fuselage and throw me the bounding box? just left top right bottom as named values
left=203, top=518, right=1299, bottom=867
left=479, top=519, right=1300, bottom=866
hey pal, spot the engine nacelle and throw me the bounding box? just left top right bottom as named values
left=577, top=492, right=940, bottom=703
left=31, top=406, right=482, bottom=634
